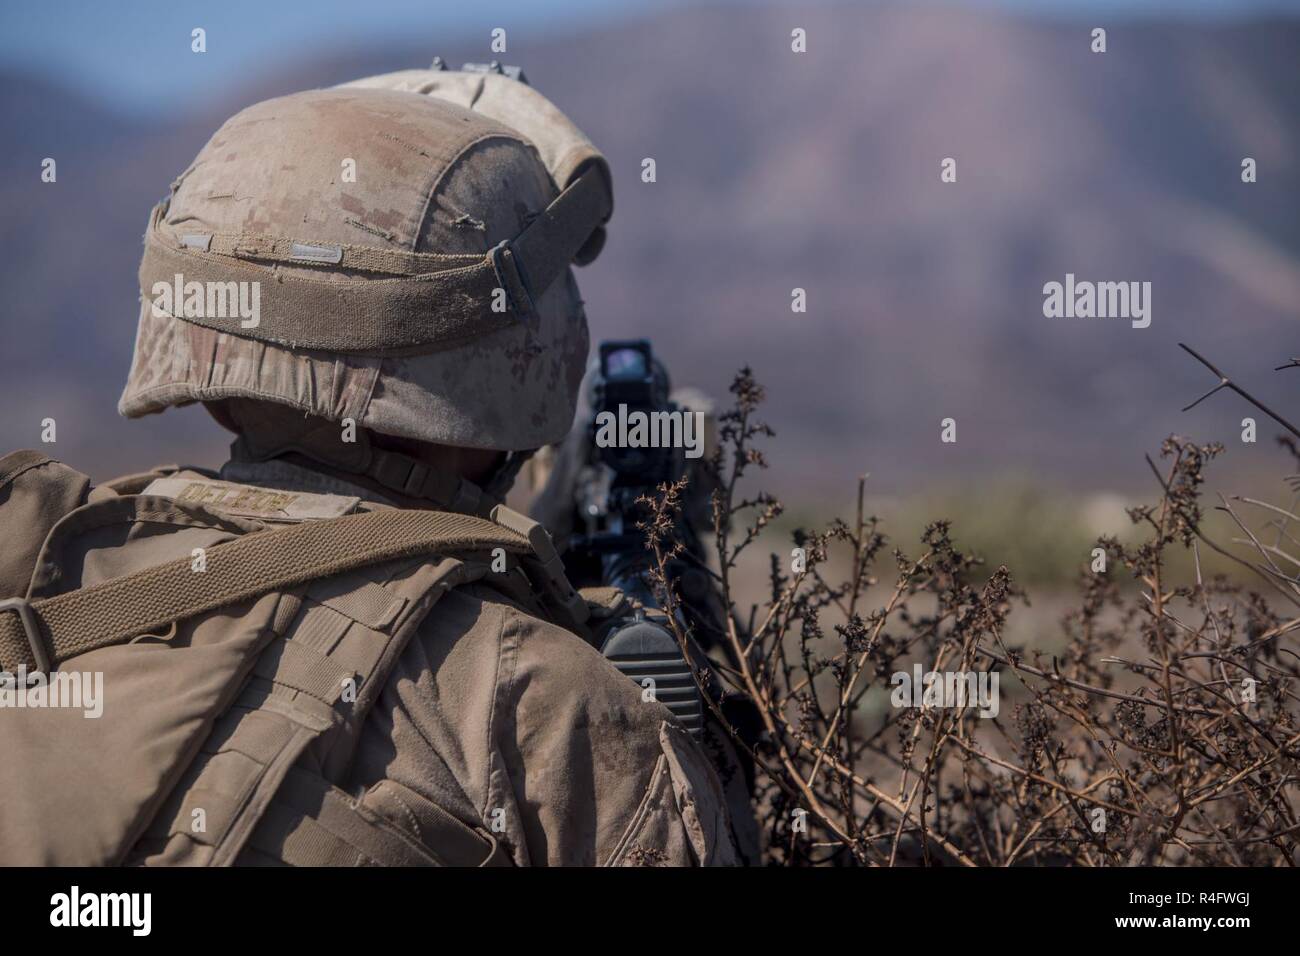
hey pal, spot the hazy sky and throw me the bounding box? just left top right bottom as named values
left=3, top=0, right=1298, bottom=115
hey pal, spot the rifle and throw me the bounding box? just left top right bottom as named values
left=531, top=340, right=758, bottom=751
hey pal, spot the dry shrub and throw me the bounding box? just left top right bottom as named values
left=641, top=360, right=1300, bottom=866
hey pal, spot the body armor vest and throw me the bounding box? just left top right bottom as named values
left=0, top=451, right=582, bottom=866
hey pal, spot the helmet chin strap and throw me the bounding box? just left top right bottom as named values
left=213, top=399, right=530, bottom=515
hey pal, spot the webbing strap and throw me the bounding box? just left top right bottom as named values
left=0, top=509, right=529, bottom=676
left=197, top=235, right=481, bottom=276
left=137, top=164, right=611, bottom=354
left=253, top=639, right=356, bottom=706
left=365, top=448, right=484, bottom=514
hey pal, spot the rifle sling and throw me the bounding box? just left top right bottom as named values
left=0, top=508, right=530, bottom=676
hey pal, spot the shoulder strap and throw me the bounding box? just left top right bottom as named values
left=0, top=508, right=529, bottom=677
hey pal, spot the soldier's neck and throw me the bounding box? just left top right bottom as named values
left=218, top=455, right=400, bottom=507
left=220, top=447, right=494, bottom=517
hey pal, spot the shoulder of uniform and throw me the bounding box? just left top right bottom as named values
left=414, top=580, right=595, bottom=660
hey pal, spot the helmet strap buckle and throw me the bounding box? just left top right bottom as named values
left=489, top=240, right=535, bottom=317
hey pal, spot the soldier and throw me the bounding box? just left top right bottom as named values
left=0, top=69, right=741, bottom=866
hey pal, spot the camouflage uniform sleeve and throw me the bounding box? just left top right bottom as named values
left=347, top=583, right=740, bottom=866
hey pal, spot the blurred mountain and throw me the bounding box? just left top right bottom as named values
left=1, top=2, right=1297, bottom=497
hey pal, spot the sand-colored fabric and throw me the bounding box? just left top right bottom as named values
left=345, top=576, right=738, bottom=865
left=0, top=457, right=739, bottom=866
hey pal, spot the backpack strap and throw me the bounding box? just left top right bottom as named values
left=0, top=508, right=530, bottom=677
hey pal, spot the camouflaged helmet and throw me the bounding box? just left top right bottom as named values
left=119, top=68, right=613, bottom=452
